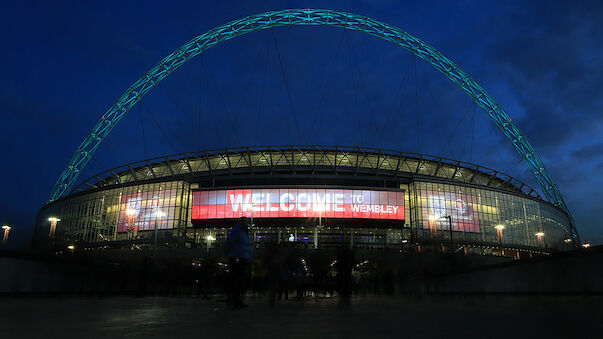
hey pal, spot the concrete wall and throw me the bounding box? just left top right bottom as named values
left=2, top=247, right=601, bottom=295
left=433, top=247, right=603, bottom=294
left=0, top=258, right=66, bottom=293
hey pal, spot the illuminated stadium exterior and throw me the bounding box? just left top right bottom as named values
left=33, top=9, right=580, bottom=256
left=33, top=146, right=573, bottom=256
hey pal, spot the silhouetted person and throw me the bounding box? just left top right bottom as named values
left=225, top=217, right=252, bottom=308
left=380, top=248, right=395, bottom=295
left=263, top=242, right=281, bottom=306
left=278, top=266, right=292, bottom=300
left=197, top=256, right=218, bottom=299
left=310, top=252, right=330, bottom=298
left=295, top=258, right=306, bottom=300
left=336, top=246, right=355, bottom=305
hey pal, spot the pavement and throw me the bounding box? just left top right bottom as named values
left=0, top=295, right=601, bottom=338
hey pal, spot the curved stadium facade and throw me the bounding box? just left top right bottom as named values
left=34, top=146, right=572, bottom=257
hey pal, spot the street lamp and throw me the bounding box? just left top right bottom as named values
left=428, top=215, right=438, bottom=237
left=2, top=225, right=11, bottom=244
left=429, top=215, right=454, bottom=251
left=315, top=205, right=324, bottom=249
left=48, top=217, right=61, bottom=237
left=535, top=232, right=544, bottom=248
left=206, top=234, right=216, bottom=250
left=126, top=208, right=138, bottom=248
left=153, top=210, right=166, bottom=248
left=247, top=201, right=257, bottom=245
left=495, top=224, right=505, bottom=243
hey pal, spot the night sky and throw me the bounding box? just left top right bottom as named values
left=1, top=1, right=602, bottom=250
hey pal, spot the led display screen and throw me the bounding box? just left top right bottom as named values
left=421, top=191, right=480, bottom=232
left=192, top=188, right=404, bottom=220
left=117, top=190, right=176, bottom=232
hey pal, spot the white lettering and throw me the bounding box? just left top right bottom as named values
left=266, top=193, right=279, bottom=211
left=230, top=194, right=251, bottom=212
left=312, top=193, right=329, bottom=212
left=297, top=193, right=309, bottom=211
left=280, top=193, right=294, bottom=211
left=352, top=195, right=363, bottom=203
left=251, top=193, right=263, bottom=211
left=334, top=194, right=344, bottom=212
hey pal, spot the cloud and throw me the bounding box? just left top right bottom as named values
left=571, top=143, right=603, bottom=161
left=480, top=1, right=603, bottom=154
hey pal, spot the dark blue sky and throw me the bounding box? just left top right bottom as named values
left=1, top=0, right=602, bottom=250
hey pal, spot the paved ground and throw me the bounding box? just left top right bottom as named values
left=1, top=295, right=601, bottom=338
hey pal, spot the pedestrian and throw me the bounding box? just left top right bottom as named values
left=336, top=246, right=355, bottom=306
left=225, top=217, right=253, bottom=309
left=278, top=264, right=292, bottom=300
left=263, top=242, right=281, bottom=306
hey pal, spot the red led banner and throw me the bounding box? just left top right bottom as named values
left=192, top=189, right=404, bottom=220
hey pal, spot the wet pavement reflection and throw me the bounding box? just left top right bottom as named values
left=1, top=295, right=600, bottom=338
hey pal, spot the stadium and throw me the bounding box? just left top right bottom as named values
left=32, top=9, right=579, bottom=258
left=33, top=146, right=573, bottom=257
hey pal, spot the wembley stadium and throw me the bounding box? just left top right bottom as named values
left=33, top=146, right=573, bottom=257
left=31, top=9, right=581, bottom=258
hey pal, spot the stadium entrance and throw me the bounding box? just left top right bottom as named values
left=189, top=218, right=408, bottom=251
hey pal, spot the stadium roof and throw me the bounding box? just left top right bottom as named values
left=69, top=146, right=541, bottom=200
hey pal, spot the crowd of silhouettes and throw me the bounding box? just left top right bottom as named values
left=51, top=224, right=431, bottom=301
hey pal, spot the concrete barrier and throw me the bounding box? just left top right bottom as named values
left=433, top=247, right=603, bottom=294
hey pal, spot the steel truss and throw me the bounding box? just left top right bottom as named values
left=70, top=146, right=540, bottom=200
left=48, top=9, right=579, bottom=242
